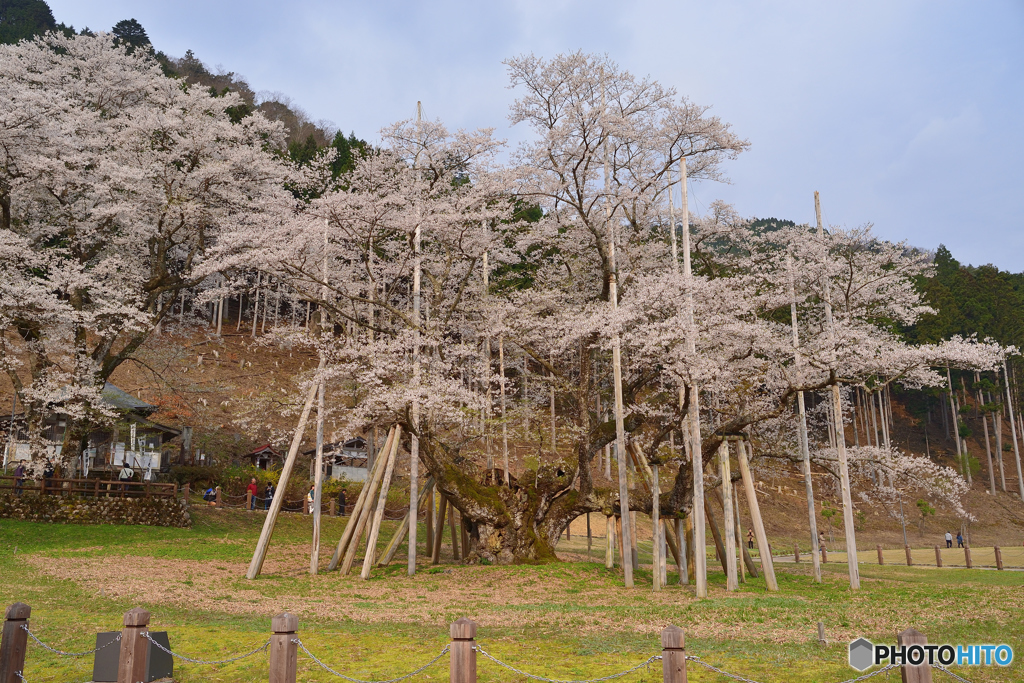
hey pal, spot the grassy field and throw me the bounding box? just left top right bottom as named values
left=1, top=508, right=1020, bottom=683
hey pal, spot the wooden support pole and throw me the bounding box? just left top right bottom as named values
left=905, top=545, right=913, bottom=566
left=426, top=489, right=434, bottom=549
left=117, top=608, right=150, bottom=683
left=449, top=504, right=461, bottom=561
left=269, top=613, right=298, bottom=683
left=0, top=603, right=30, bottom=683
left=720, top=442, right=737, bottom=591
left=328, top=427, right=395, bottom=571
left=379, top=477, right=436, bottom=567
left=964, top=545, right=972, bottom=569
left=605, top=515, right=615, bottom=568
left=794, top=545, right=800, bottom=563
left=310, top=376, right=326, bottom=574
left=703, top=498, right=727, bottom=568
left=432, top=495, right=448, bottom=564
left=737, top=441, right=778, bottom=590
left=450, top=618, right=477, bottom=683
left=652, top=464, right=661, bottom=591
left=877, top=545, right=884, bottom=565
left=676, top=518, right=688, bottom=585
left=994, top=546, right=1003, bottom=570
left=934, top=545, right=942, bottom=567
left=896, top=628, right=932, bottom=683
left=685, top=515, right=696, bottom=584
left=248, top=364, right=324, bottom=579
left=617, top=515, right=625, bottom=564
left=361, top=429, right=401, bottom=579
left=660, top=626, right=687, bottom=683
left=342, top=426, right=401, bottom=575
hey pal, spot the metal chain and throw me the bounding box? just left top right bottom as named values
left=475, top=644, right=661, bottom=683
left=294, top=639, right=449, bottom=683
left=931, top=664, right=974, bottom=683
left=14, top=672, right=27, bottom=683
left=831, top=663, right=901, bottom=683
left=22, top=625, right=121, bottom=657
left=684, top=656, right=766, bottom=683
left=142, top=632, right=270, bottom=665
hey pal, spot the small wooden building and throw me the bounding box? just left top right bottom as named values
left=304, top=437, right=369, bottom=481
left=240, top=444, right=284, bottom=470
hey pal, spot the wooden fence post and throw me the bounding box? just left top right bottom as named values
left=215, top=486, right=222, bottom=507
left=964, top=546, right=972, bottom=569
left=876, top=545, right=884, bottom=565
left=934, top=546, right=942, bottom=568
left=821, top=547, right=827, bottom=563
left=246, top=492, right=252, bottom=509
left=117, top=608, right=150, bottom=683
left=905, top=545, right=913, bottom=566
left=794, top=545, right=800, bottom=563
left=896, top=628, right=932, bottom=683
left=0, top=603, right=30, bottom=683
left=817, top=621, right=826, bottom=646
left=450, top=618, right=477, bottom=683
left=661, top=626, right=686, bottom=683
left=994, top=546, right=1003, bottom=570
left=329, top=500, right=336, bottom=517
left=269, top=613, right=298, bottom=683
left=183, top=483, right=190, bottom=506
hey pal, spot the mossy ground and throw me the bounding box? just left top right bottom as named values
left=1, top=507, right=1019, bottom=683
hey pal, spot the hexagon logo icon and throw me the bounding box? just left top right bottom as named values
left=848, top=638, right=874, bottom=671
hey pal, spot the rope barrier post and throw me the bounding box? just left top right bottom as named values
left=269, top=613, right=298, bottom=683
left=215, top=486, right=222, bottom=508
left=450, top=618, right=477, bottom=683
left=964, top=545, right=972, bottom=569
left=994, top=546, right=1003, bottom=570
left=794, top=545, right=800, bottom=563
left=877, top=544, right=884, bottom=565
left=660, top=625, right=686, bottom=683
left=246, top=491, right=252, bottom=509
left=117, top=608, right=150, bottom=683
left=183, top=483, right=190, bottom=506
left=896, top=628, right=932, bottom=683
left=330, top=500, right=337, bottom=517
left=934, top=545, right=941, bottom=568
left=905, top=545, right=913, bottom=566
left=0, top=603, right=30, bottom=683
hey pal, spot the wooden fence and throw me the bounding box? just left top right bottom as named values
left=0, top=475, right=179, bottom=500
left=1, top=602, right=947, bottom=683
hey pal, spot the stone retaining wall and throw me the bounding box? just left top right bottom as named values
left=0, top=493, right=191, bottom=528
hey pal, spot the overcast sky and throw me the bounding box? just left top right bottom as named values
left=49, top=0, right=1024, bottom=271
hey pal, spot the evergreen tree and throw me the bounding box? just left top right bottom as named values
left=111, top=18, right=150, bottom=53
left=0, top=0, right=55, bottom=44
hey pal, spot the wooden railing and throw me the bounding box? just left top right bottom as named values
left=0, top=475, right=178, bottom=499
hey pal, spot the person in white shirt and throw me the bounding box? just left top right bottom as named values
left=944, top=531, right=953, bottom=548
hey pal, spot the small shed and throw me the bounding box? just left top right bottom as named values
left=304, top=437, right=369, bottom=481
left=242, top=444, right=283, bottom=470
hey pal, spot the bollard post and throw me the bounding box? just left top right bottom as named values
left=246, top=492, right=252, bottom=510
left=269, top=613, right=298, bottom=683
left=303, top=498, right=309, bottom=515
left=876, top=545, right=884, bottom=565
left=794, top=545, right=800, bottom=563
left=817, top=621, right=826, bottom=646
left=934, top=546, right=942, bottom=568
left=661, top=626, right=686, bottom=683
left=994, top=546, right=1003, bottom=570
left=215, top=486, right=222, bottom=507
left=896, top=628, right=932, bottom=683
left=329, top=500, right=337, bottom=517
left=1, top=603, right=31, bottom=683
left=821, top=547, right=827, bottom=563
left=964, top=546, right=972, bottom=569
left=450, top=618, right=477, bottom=683
left=117, top=608, right=150, bottom=683
left=183, top=482, right=190, bottom=506
left=905, top=545, right=913, bottom=566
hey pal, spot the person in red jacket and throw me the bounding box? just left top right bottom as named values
left=246, top=478, right=259, bottom=510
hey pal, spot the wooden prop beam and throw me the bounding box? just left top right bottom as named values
left=378, top=477, right=435, bottom=567
left=247, top=361, right=325, bottom=579
left=327, top=427, right=395, bottom=571
left=712, top=488, right=758, bottom=578
left=720, top=442, right=737, bottom=591
left=431, top=494, right=448, bottom=564
left=737, top=440, right=778, bottom=590
left=360, top=430, right=401, bottom=579
left=340, top=426, right=401, bottom=575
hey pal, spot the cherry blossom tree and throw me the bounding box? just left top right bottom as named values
left=0, top=32, right=293, bottom=465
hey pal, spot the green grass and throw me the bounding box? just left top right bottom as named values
left=1, top=509, right=1019, bottom=683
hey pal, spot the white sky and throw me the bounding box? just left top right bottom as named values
left=49, top=0, right=1024, bottom=271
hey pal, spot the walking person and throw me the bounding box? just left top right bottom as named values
left=13, top=460, right=25, bottom=495
left=945, top=531, right=953, bottom=548
left=338, top=487, right=347, bottom=516
left=246, top=477, right=259, bottom=510
left=264, top=482, right=274, bottom=510
left=956, top=532, right=964, bottom=548
left=747, top=529, right=754, bottom=550
left=306, top=484, right=315, bottom=514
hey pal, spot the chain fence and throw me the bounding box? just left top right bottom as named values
left=294, top=638, right=450, bottom=683
left=142, top=631, right=270, bottom=665
left=22, top=625, right=120, bottom=657
left=474, top=644, right=661, bottom=683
